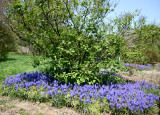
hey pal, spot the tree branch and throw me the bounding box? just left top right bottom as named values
left=63, top=0, right=80, bottom=35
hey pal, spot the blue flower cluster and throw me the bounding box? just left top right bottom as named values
left=2, top=71, right=159, bottom=114
left=156, top=65, right=160, bottom=70
left=97, top=71, right=124, bottom=85
left=2, top=72, right=54, bottom=91
left=123, top=63, right=152, bottom=70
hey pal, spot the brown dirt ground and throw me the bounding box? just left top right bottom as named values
left=0, top=96, right=81, bottom=115
left=121, top=70, right=160, bottom=87
left=0, top=70, right=160, bottom=115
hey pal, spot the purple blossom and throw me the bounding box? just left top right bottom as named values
left=2, top=71, right=159, bottom=114
left=156, top=65, right=160, bottom=67
left=123, top=63, right=152, bottom=70
left=146, top=63, right=152, bottom=66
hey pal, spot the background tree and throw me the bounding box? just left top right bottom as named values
left=0, top=0, right=17, bottom=59
left=103, top=11, right=139, bottom=64
left=134, top=16, right=160, bottom=63
left=111, top=12, right=160, bottom=64
left=0, top=21, right=15, bottom=61
left=0, top=0, right=17, bottom=22
left=103, top=10, right=160, bottom=64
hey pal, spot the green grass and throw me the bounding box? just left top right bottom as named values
left=19, top=112, right=30, bottom=115
left=0, top=53, right=39, bottom=83
left=19, top=108, right=25, bottom=111
left=8, top=104, right=17, bottom=108
left=59, top=112, right=68, bottom=115
left=39, top=105, right=46, bottom=109
left=36, top=112, right=44, bottom=115
left=0, top=100, right=7, bottom=105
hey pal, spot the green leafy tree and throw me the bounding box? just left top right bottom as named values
left=6, top=0, right=118, bottom=84
left=105, top=11, right=139, bottom=64
left=0, top=0, right=16, bottom=22
left=108, top=11, right=160, bottom=64
left=0, top=21, right=15, bottom=61
left=113, top=12, right=137, bottom=36
left=134, top=17, right=160, bottom=63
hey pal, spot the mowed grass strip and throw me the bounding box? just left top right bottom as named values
left=0, top=53, right=39, bottom=83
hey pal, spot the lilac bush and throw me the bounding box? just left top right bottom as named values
left=1, top=71, right=160, bottom=114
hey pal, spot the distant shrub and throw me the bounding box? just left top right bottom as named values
left=0, top=21, right=15, bottom=61
left=122, top=51, right=143, bottom=63
left=144, top=49, right=160, bottom=64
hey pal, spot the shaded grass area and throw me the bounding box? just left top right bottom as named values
left=0, top=53, right=39, bottom=83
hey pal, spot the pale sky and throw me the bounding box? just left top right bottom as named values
left=108, top=0, right=160, bottom=24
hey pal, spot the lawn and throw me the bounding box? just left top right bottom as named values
left=0, top=53, right=39, bottom=83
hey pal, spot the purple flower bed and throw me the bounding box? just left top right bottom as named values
left=123, top=63, right=152, bottom=70
left=146, top=63, right=152, bottom=66
left=2, top=71, right=160, bottom=114
left=156, top=65, right=160, bottom=67
left=156, top=65, right=160, bottom=70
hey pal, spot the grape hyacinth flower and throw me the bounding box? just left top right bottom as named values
left=1, top=71, right=160, bottom=114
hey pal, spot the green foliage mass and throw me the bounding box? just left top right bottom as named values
left=134, top=21, right=160, bottom=64
left=6, top=0, right=119, bottom=85
left=0, top=21, right=15, bottom=61
left=109, top=11, right=160, bottom=64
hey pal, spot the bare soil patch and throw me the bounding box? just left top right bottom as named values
left=0, top=96, right=81, bottom=115
left=121, top=70, right=160, bottom=87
